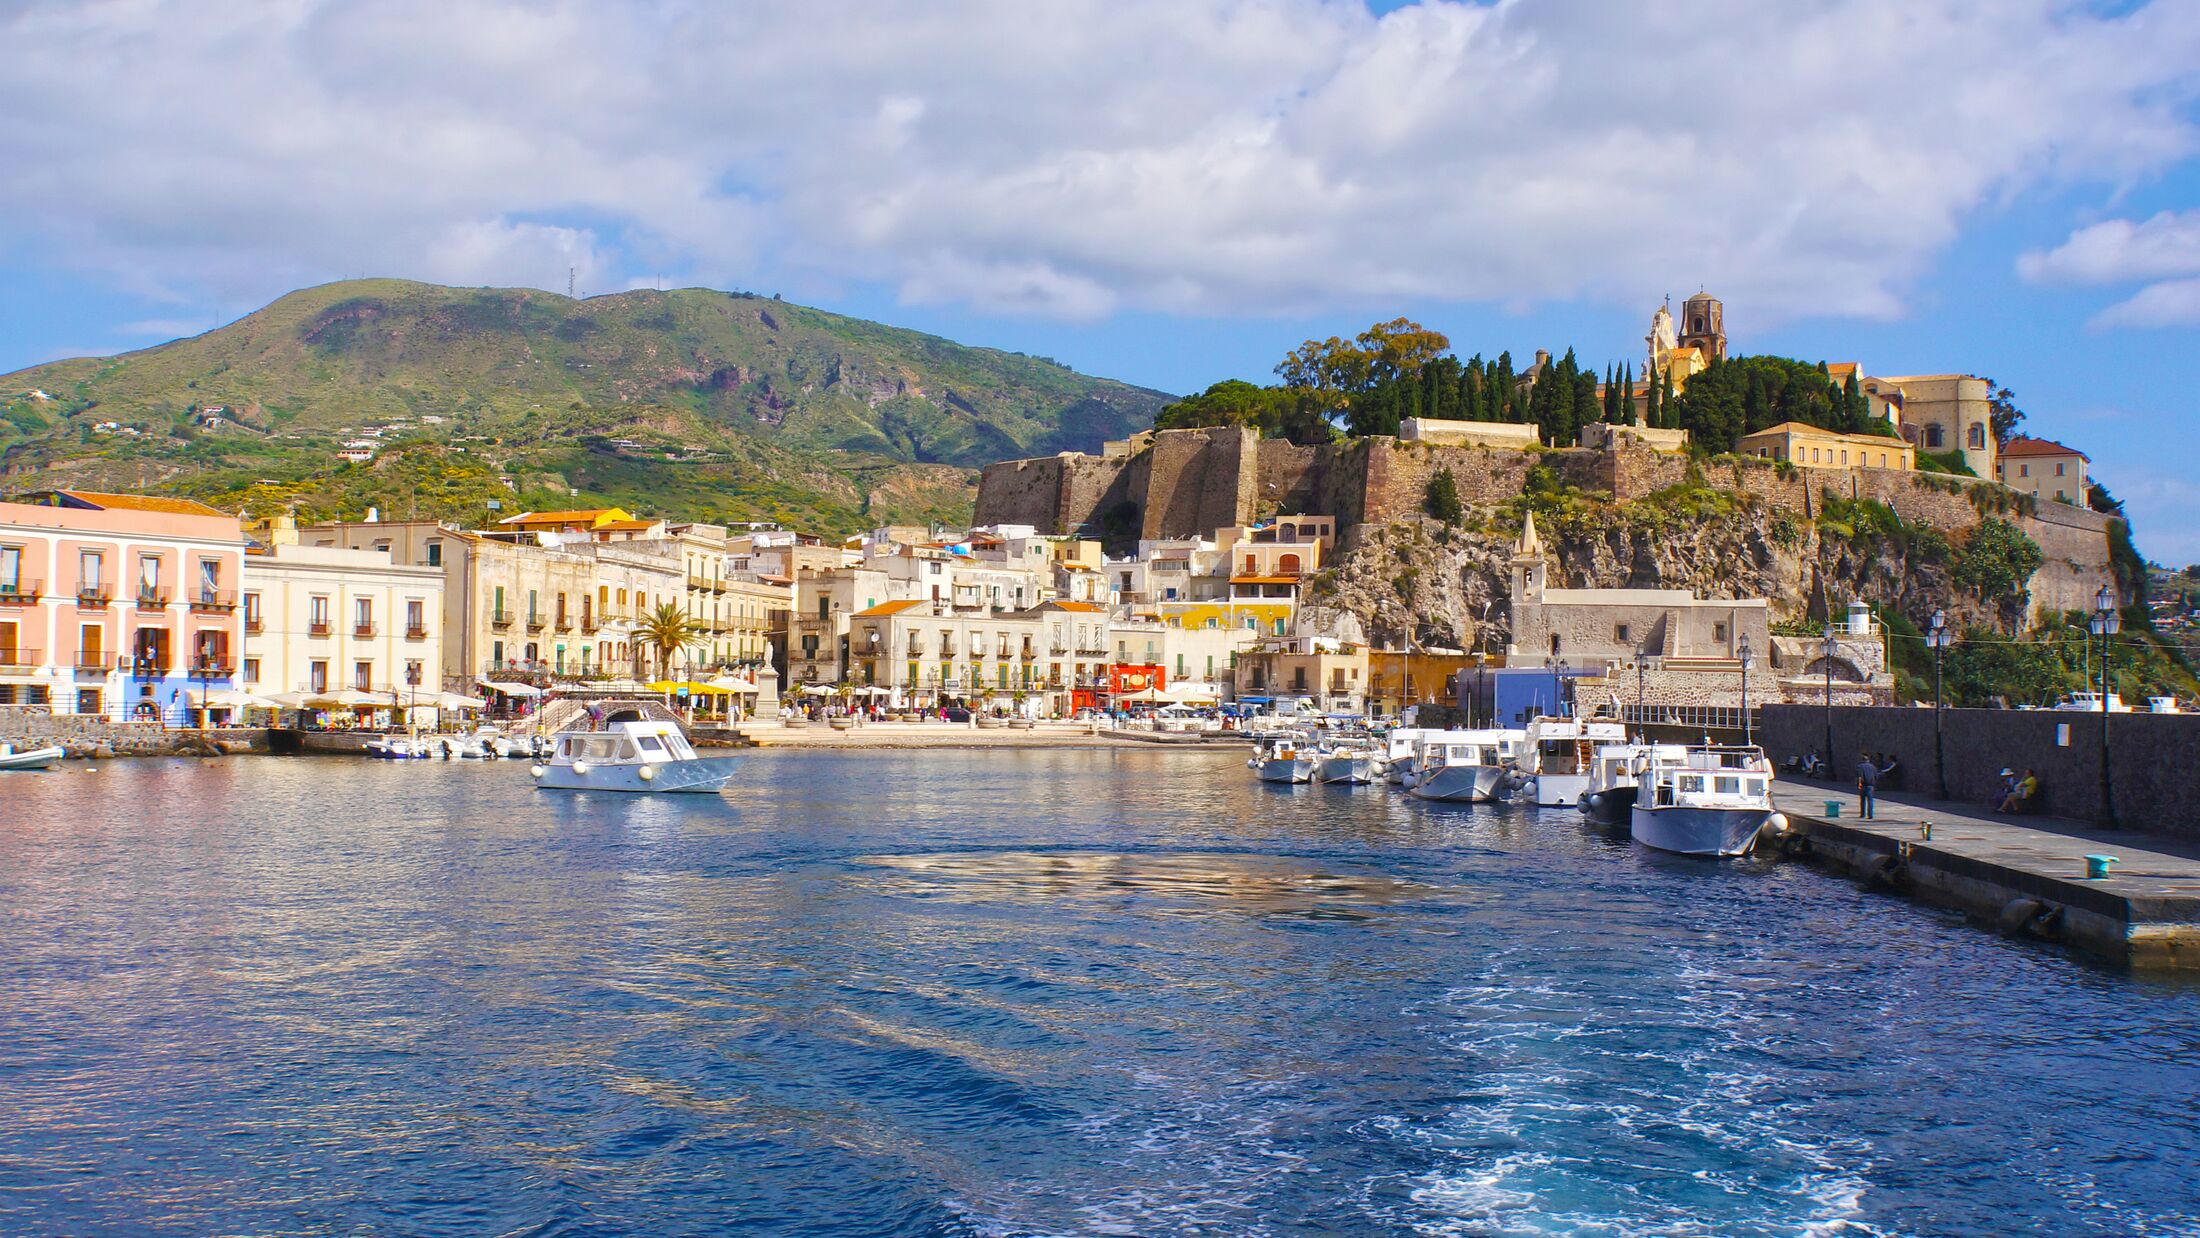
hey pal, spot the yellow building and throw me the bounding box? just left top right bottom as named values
left=1995, top=437, right=2089, bottom=505
left=1735, top=422, right=1914, bottom=472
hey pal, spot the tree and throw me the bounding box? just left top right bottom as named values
left=1951, top=519, right=2045, bottom=600
left=1276, top=318, right=1451, bottom=411
left=1426, top=467, right=1463, bottom=524
left=1153, top=380, right=1332, bottom=444
left=1982, top=378, right=2026, bottom=446
left=638, top=601, right=703, bottom=679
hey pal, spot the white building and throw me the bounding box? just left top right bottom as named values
left=241, top=542, right=445, bottom=708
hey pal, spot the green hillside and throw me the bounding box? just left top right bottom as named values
left=0, top=279, right=1167, bottom=532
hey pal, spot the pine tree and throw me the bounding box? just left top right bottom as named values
left=1646, top=368, right=1663, bottom=428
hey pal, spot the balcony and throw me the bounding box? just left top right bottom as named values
left=525, top=613, right=546, bottom=632
left=76, top=587, right=111, bottom=608
left=191, top=658, right=236, bottom=676
left=406, top=624, right=428, bottom=640
left=490, top=609, right=515, bottom=628
left=554, top=615, right=573, bottom=632
left=74, top=652, right=110, bottom=675
left=0, top=582, right=41, bottom=605
left=0, top=647, right=39, bottom=669
left=353, top=622, right=377, bottom=639
left=190, top=591, right=237, bottom=613
left=244, top=616, right=264, bottom=634
left=135, top=588, right=171, bottom=610
left=308, top=621, right=333, bottom=638
left=580, top=617, right=598, bottom=633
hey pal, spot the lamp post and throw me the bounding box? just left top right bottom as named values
left=1821, top=623, right=1838, bottom=774
left=1737, top=634, right=1754, bottom=747
left=2092, top=585, right=2121, bottom=827
left=133, top=650, right=160, bottom=729
left=1474, top=651, right=1488, bottom=728
left=1543, top=655, right=1568, bottom=719
left=1927, top=609, right=1953, bottom=799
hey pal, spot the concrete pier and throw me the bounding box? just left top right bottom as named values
left=1770, top=781, right=2200, bottom=970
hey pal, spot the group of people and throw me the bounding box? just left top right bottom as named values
left=1994, top=767, right=2040, bottom=814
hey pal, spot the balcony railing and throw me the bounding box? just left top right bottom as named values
left=75, top=652, right=110, bottom=675
left=0, top=582, right=41, bottom=605
left=580, top=617, right=598, bottom=633
left=192, top=658, right=235, bottom=676
left=76, top=588, right=111, bottom=608
left=308, top=621, right=332, bottom=638
left=490, top=609, right=514, bottom=628
left=353, top=622, right=377, bottom=638
left=526, top=613, right=546, bottom=631
left=406, top=624, right=428, bottom=640
left=244, top=616, right=264, bottom=634
left=135, top=588, right=171, bottom=609
left=190, top=591, right=237, bottom=613
left=554, top=615, right=572, bottom=631
left=0, top=647, right=38, bottom=669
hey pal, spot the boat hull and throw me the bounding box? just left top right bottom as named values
left=1410, top=764, right=1505, bottom=802
left=1578, top=784, right=1637, bottom=825
left=535, top=756, right=740, bottom=793
left=1631, top=805, right=1770, bottom=857
left=0, top=745, right=64, bottom=771
left=1316, top=754, right=1375, bottom=785
left=1256, top=757, right=1314, bottom=784
left=1531, top=772, right=1590, bottom=807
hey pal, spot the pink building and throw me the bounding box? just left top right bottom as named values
left=0, top=490, right=247, bottom=721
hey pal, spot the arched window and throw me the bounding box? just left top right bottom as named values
left=1278, top=553, right=1302, bottom=575
left=1968, top=423, right=1986, bottom=450
left=1925, top=425, right=1945, bottom=449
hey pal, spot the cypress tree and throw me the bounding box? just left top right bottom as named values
left=1646, top=368, right=1663, bottom=429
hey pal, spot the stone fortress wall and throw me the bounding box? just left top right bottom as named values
left=972, top=426, right=2117, bottom=616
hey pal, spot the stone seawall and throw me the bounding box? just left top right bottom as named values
left=1760, top=703, right=2199, bottom=839
left=0, top=706, right=268, bottom=757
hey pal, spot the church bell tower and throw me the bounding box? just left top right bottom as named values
left=1679, top=291, right=1726, bottom=362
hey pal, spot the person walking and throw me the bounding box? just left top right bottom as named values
left=1855, top=750, right=1879, bottom=820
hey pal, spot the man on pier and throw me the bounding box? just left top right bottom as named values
left=1856, top=750, right=1879, bottom=820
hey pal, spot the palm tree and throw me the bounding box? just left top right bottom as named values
left=638, top=602, right=701, bottom=682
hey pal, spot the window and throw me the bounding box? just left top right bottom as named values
left=1925, top=425, right=1944, bottom=448
left=138, top=555, right=161, bottom=601
left=79, top=623, right=103, bottom=667
left=80, top=550, right=103, bottom=592
left=2019, top=463, right=2029, bottom=477
left=354, top=661, right=373, bottom=691
left=0, top=546, right=19, bottom=592
left=426, top=541, right=442, bottom=567
left=243, top=592, right=261, bottom=629
left=309, top=660, right=328, bottom=693
left=1969, top=423, right=1985, bottom=450
left=407, top=599, right=425, bottom=635
left=309, top=595, right=330, bottom=633
left=1713, top=621, right=1728, bottom=642
left=1615, top=623, right=1631, bottom=643
left=355, top=597, right=373, bottom=633
left=243, top=657, right=260, bottom=683
left=2055, top=462, right=2066, bottom=476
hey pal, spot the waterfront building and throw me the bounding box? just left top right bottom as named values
left=495, top=507, right=670, bottom=542
left=1735, top=422, right=1915, bottom=472
left=788, top=566, right=899, bottom=689
left=0, top=490, right=245, bottom=721
left=1503, top=511, right=1769, bottom=665
left=1233, top=635, right=1367, bottom=714
left=240, top=536, right=444, bottom=711
left=1109, top=614, right=1250, bottom=703
left=845, top=599, right=1049, bottom=708
left=1366, top=647, right=1481, bottom=716
left=1996, top=437, right=2090, bottom=505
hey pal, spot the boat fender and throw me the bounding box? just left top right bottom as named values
left=571, top=761, right=590, bottom=775
left=1581, top=792, right=1599, bottom=814
left=529, top=764, right=547, bottom=779
left=638, top=765, right=657, bottom=782
left=1761, top=812, right=1791, bottom=839
left=1996, top=898, right=2044, bottom=938
left=1859, top=852, right=1903, bottom=891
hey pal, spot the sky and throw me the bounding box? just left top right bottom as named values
left=2, top=0, right=2198, bottom=561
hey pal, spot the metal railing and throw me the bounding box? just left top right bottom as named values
left=490, top=610, right=515, bottom=627
left=0, top=581, right=41, bottom=605
left=406, top=624, right=429, bottom=640
left=135, top=588, right=171, bottom=609
left=190, top=591, right=237, bottom=612
left=1616, top=704, right=1760, bottom=731
left=0, top=647, right=39, bottom=668
left=75, top=651, right=110, bottom=675
left=308, top=622, right=332, bottom=638
left=76, top=588, right=111, bottom=607
left=353, top=623, right=377, bottom=638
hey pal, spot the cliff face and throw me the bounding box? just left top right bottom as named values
left=1306, top=498, right=2023, bottom=652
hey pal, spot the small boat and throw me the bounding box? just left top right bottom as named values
left=1522, top=716, right=1629, bottom=807
left=1577, top=742, right=1646, bottom=825
left=365, top=734, right=433, bottom=760
left=2052, top=691, right=2131, bottom=713
left=1383, top=728, right=1431, bottom=786
left=0, top=743, right=65, bottom=771
left=1408, top=729, right=1527, bottom=802
left=531, top=719, right=737, bottom=793
left=1251, top=735, right=1316, bottom=784
left=1630, top=744, right=1783, bottom=857
left=1314, top=742, right=1379, bottom=785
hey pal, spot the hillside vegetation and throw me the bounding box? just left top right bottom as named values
left=0, top=279, right=1168, bottom=532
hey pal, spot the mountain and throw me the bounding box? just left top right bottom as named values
left=0, top=279, right=1169, bottom=532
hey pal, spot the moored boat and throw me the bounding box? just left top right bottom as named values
left=1314, top=743, right=1379, bottom=785
left=1251, top=734, right=1316, bottom=784
left=1407, top=729, right=1526, bottom=802
left=1629, top=744, right=1783, bottom=857
left=0, top=743, right=65, bottom=771
left=1577, top=742, right=1646, bottom=825
left=1523, top=715, right=1629, bottom=807
left=531, top=719, right=737, bottom=793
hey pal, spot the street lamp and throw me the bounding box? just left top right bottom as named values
left=1737, top=633, right=1754, bottom=747
left=1544, top=655, right=1568, bottom=719
left=1474, top=651, right=1488, bottom=728
left=1821, top=623, right=1839, bottom=774
left=2091, top=585, right=2121, bottom=826
left=1926, top=609, right=1954, bottom=799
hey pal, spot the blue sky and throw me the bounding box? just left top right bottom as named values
left=2, top=0, right=2197, bottom=561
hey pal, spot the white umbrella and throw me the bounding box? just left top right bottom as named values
left=799, top=684, right=839, bottom=697
left=706, top=674, right=759, bottom=693
left=435, top=692, right=488, bottom=710
left=194, top=687, right=275, bottom=709
left=480, top=681, right=543, bottom=697
left=853, top=685, right=893, bottom=697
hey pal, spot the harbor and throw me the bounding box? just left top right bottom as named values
left=3, top=749, right=2195, bottom=1236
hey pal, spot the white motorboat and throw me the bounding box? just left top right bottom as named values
left=2053, top=691, right=2131, bottom=713
left=1523, top=716, right=1629, bottom=807
left=365, top=734, right=433, bottom=760
left=443, top=725, right=521, bottom=759
left=1577, top=742, right=1647, bottom=825
left=531, top=719, right=737, bottom=793
left=1251, top=735, right=1316, bottom=784
left=1314, top=743, right=1379, bottom=785
left=1408, top=729, right=1526, bottom=802
left=1630, top=744, right=1783, bottom=857
left=0, top=743, right=64, bottom=771
left=1383, top=728, right=1431, bottom=786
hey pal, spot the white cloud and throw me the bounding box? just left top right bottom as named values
left=2092, top=277, right=2200, bottom=328
left=1, top=0, right=2196, bottom=323
left=2018, top=211, right=2200, bottom=285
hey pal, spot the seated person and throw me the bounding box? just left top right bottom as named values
left=1996, top=768, right=2041, bottom=814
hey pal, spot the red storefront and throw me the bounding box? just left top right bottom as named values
left=1108, top=663, right=1167, bottom=709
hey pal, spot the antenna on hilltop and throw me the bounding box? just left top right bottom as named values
left=568, top=267, right=576, bottom=299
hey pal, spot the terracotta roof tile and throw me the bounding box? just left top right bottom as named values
left=52, top=490, right=230, bottom=517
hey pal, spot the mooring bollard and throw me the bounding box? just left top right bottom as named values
left=1920, top=822, right=1933, bottom=841
left=1822, top=800, right=1842, bottom=819
left=2085, top=854, right=2118, bottom=880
